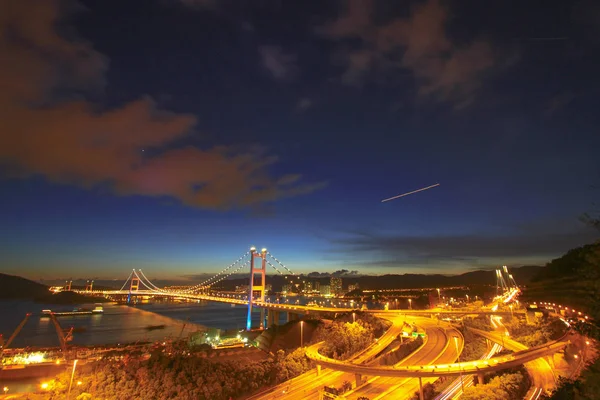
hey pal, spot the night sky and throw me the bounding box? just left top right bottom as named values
left=1, top=0, right=598, bottom=280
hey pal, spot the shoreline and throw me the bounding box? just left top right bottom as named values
left=121, top=304, right=209, bottom=336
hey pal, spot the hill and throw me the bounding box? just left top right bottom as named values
left=0, top=273, right=109, bottom=304
left=0, top=273, right=50, bottom=299
left=520, top=241, right=599, bottom=315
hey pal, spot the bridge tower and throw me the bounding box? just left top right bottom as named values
left=85, top=280, right=94, bottom=292
left=130, top=276, right=140, bottom=292
left=65, top=280, right=72, bottom=291
left=126, top=272, right=141, bottom=304
left=246, top=247, right=267, bottom=331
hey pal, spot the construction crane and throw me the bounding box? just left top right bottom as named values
left=0, top=313, right=32, bottom=357
left=48, top=313, right=73, bottom=355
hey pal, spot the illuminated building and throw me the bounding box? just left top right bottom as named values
left=330, top=277, right=342, bottom=296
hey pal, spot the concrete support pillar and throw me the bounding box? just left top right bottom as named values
left=355, top=373, right=362, bottom=387
left=285, top=312, right=290, bottom=323
left=477, top=372, right=485, bottom=385
left=316, top=364, right=322, bottom=376
left=418, top=377, right=424, bottom=400
left=260, top=308, right=265, bottom=329
left=546, top=355, right=555, bottom=370
left=274, top=311, right=280, bottom=325
left=267, top=310, right=274, bottom=327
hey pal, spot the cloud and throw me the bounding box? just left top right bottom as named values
left=329, top=225, right=599, bottom=270
left=544, top=92, right=576, bottom=116
left=0, top=0, right=323, bottom=210
left=318, top=0, right=502, bottom=107
left=259, top=45, right=298, bottom=81
left=295, top=98, right=313, bottom=112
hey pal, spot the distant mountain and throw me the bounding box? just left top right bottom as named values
left=215, top=265, right=545, bottom=292
left=0, top=273, right=50, bottom=300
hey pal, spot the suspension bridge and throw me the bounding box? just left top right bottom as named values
left=71, top=247, right=523, bottom=330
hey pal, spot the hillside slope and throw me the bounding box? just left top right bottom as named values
left=0, top=273, right=49, bottom=299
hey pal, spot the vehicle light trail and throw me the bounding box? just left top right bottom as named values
left=381, top=183, right=440, bottom=203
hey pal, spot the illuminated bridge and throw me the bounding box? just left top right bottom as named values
left=71, top=247, right=523, bottom=330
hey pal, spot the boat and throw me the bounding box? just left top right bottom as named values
left=40, top=308, right=93, bottom=317
left=92, top=304, right=104, bottom=313
left=145, top=324, right=166, bottom=331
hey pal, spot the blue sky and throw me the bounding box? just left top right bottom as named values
left=0, top=0, right=598, bottom=280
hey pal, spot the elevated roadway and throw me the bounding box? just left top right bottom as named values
left=470, top=326, right=559, bottom=396
left=305, top=336, right=568, bottom=379
left=345, top=319, right=462, bottom=400
left=247, top=315, right=437, bottom=400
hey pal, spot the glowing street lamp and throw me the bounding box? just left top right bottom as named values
left=3, top=387, right=8, bottom=394
left=300, top=321, right=304, bottom=348
left=408, top=298, right=412, bottom=310
left=352, top=313, right=356, bottom=323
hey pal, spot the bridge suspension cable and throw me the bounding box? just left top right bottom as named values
left=119, top=270, right=135, bottom=291
left=204, top=260, right=250, bottom=289
left=182, top=252, right=250, bottom=293
left=266, top=252, right=300, bottom=285
left=135, top=269, right=168, bottom=293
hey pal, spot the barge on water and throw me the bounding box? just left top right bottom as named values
left=41, top=304, right=104, bottom=317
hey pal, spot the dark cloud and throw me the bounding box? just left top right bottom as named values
left=0, top=0, right=323, bottom=210
left=307, top=269, right=361, bottom=278
left=329, top=225, right=599, bottom=270
left=295, top=98, right=313, bottom=112
left=259, top=45, right=299, bottom=81
left=317, top=0, right=509, bottom=108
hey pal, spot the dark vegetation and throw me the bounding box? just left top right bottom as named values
left=314, top=313, right=391, bottom=360
left=14, top=348, right=313, bottom=400
left=462, top=368, right=530, bottom=400
left=527, top=237, right=600, bottom=399
left=504, top=316, right=566, bottom=347
left=522, top=241, right=600, bottom=313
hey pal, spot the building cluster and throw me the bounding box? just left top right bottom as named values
left=279, top=276, right=356, bottom=297
left=232, top=276, right=361, bottom=297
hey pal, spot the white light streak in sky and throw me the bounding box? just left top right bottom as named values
left=381, top=183, right=440, bottom=203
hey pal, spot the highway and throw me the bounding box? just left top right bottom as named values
left=246, top=313, right=412, bottom=400
left=345, top=319, right=462, bottom=400
left=470, top=324, right=557, bottom=399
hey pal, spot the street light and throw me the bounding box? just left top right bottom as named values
left=300, top=321, right=304, bottom=348
left=66, top=359, right=78, bottom=400
left=437, top=288, right=441, bottom=304
left=409, top=298, right=412, bottom=310
left=453, top=337, right=464, bottom=392
left=352, top=313, right=356, bottom=323
left=3, top=387, right=8, bottom=394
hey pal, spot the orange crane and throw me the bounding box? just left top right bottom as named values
left=0, top=313, right=32, bottom=357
